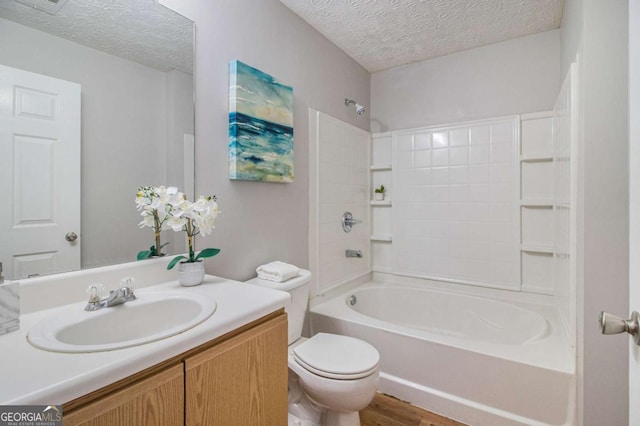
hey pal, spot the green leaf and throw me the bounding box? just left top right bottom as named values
left=195, top=248, right=221, bottom=261
left=167, top=255, right=187, bottom=270
left=137, top=250, right=152, bottom=260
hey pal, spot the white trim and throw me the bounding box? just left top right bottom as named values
left=308, top=271, right=372, bottom=308
left=391, top=113, right=522, bottom=136
left=372, top=131, right=393, bottom=138
left=520, top=111, right=554, bottom=121
left=308, top=109, right=321, bottom=298
left=370, top=164, right=392, bottom=171
left=378, top=373, right=572, bottom=426
left=630, top=1, right=640, bottom=423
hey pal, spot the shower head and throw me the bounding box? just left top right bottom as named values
left=345, top=98, right=366, bottom=115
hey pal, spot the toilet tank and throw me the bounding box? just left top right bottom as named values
left=245, top=269, right=311, bottom=345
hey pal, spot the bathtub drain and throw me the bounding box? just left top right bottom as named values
left=348, top=295, right=357, bottom=306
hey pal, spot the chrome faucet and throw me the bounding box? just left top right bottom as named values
left=342, top=212, right=363, bottom=233
left=85, top=278, right=137, bottom=311
left=106, top=286, right=136, bottom=307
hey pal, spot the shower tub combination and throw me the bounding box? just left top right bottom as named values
left=310, top=277, right=575, bottom=426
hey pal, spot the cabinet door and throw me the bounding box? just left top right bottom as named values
left=185, top=313, right=288, bottom=425
left=63, top=364, right=184, bottom=426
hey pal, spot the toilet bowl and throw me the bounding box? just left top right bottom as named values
left=289, top=334, right=379, bottom=425
left=246, top=268, right=379, bottom=426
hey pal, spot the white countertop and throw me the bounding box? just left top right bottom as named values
left=0, top=275, right=289, bottom=405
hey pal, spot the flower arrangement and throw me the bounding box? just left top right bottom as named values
left=165, top=194, right=221, bottom=270
left=135, top=186, right=221, bottom=270
left=135, top=186, right=181, bottom=259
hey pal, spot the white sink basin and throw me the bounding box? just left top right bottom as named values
left=27, top=291, right=217, bottom=353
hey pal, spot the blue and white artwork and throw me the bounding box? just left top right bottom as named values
left=229, top=60, right=294, bottom=183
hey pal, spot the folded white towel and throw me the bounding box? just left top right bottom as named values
left=256, top=261, right=300, bottom=283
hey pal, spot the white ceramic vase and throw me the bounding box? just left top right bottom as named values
left=177, top=261, right=205, bottom=287
left=374, top=192, right=384, bottom=201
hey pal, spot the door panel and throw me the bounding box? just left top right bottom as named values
left=630, top=1, right=640, bottom=423
left=0, top=64, right=81, bottom=279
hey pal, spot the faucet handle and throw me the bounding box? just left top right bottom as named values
left=119, top=277, right=137, bottom=301
left=120, top=277, right=136, bottom=291
left=86, top=283, right=105, bottom=303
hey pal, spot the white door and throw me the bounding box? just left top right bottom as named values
left=0, top=64, right=81, bottom=280
left=630, top=2, right=640, bottom=423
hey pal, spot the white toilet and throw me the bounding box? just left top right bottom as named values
left=246, top=269, right=379, bottom=426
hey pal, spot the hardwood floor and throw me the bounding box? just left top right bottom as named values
left=360, top=393, right=468, bottom=426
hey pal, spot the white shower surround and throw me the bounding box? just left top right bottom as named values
left=309, top=110, right=371, bottom=296
left=552, top=63, right=579, bottom=348
left=309, top=108, right=575, bottom=327
left=309, top=98, right=577, bottom=424
left=392, top=116, right=520, bottom=290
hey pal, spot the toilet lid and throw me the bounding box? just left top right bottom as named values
left=292, top=333, right=379, bottom=380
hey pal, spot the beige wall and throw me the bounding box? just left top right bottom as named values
left=370, top=30, right=561, bottom=132
left=162, top=0, right=371, bottom=281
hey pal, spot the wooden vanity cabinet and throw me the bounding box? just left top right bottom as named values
left=62, top=312, right=287, bottom=426
left=185, top=312, right=288, bottom=425
left=63, top=364, right=184, bottom=426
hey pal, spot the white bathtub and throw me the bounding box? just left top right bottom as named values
left=310, top=278, right=575, bottom=426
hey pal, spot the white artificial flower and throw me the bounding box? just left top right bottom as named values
left=138, top=213, right=155, bottom=228
left=166, top=215, right=187, bottom=232
left=136, top=186, right=186, bottom=229
left=195, top=215, right=216, bottom=236
left=189, top=196, right=219, bottom=236
left=137, top=186, right=221, bottom=263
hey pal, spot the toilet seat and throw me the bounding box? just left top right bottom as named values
left=292, top=333, right=379, bottom=380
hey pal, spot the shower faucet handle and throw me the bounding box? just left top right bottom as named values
left=342, top=212, right=362, bottom=233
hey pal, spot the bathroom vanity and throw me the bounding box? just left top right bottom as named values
left=0, top=259, right=290, bottom=425
left=63, top=311, right=287, bottom=425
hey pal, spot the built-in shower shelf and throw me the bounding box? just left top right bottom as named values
left=520, top=199, right=553, bottom=207
left=370, top=235, right=392, bottom=242
left=520, top=155, right=553, bottom=162
left=370, top=200, right=392, bottom=206
left=370, top=164, right=392, bottom=171
left=521, top=244, right=554, bottom=254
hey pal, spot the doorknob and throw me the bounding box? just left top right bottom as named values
left=599, top=311, right=640, bottom=345
left=65, top=232, right=78, bottom=242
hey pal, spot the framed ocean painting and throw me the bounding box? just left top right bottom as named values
left=229, top=60, right=294, bottom=183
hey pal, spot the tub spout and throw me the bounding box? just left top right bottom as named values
left=346, top=249, right=363, bottom=258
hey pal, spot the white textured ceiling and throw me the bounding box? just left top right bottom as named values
left=280, top=0, right=564, bottom=73
left=0, top=0, right=193, bottom=73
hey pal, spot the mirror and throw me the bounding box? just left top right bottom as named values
left=0, top=0, right=194, bottom=280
